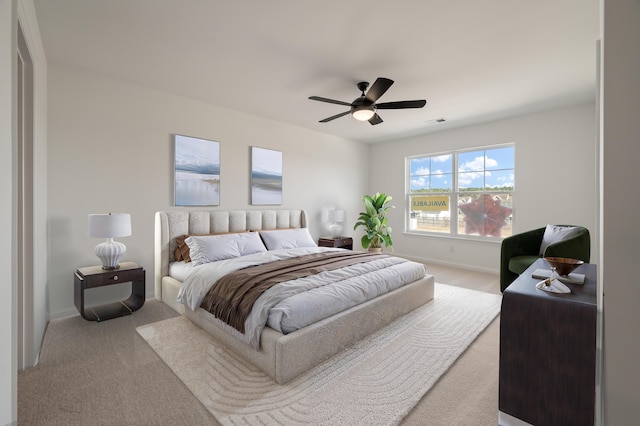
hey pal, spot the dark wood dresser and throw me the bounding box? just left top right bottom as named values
left=499, top=258, right=597, bottom=425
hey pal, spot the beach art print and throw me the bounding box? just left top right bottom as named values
left=251, top=147, right=282, bottom=205
left=174, top=135, right=220, bottom=206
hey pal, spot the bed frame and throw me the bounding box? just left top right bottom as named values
left=154, top=209, right=435, bottom=384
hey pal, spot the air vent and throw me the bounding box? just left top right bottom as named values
left=425, top=118, right=446, bottom=125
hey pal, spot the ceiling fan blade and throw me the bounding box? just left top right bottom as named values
left=375, top=100, right=427, bottom=109
left=365, top=77, right=394, bottom=103
left=368, top=113, right=383, bottom=125
left=319, top=110, right=351, bottom=123
left=309, top=96, right=352, bottom=107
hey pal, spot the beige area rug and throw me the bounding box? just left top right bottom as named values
left=137, top=284, right=501, bottom=425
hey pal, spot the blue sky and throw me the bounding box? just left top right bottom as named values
left=410, top=154, right=453, bottom=191
left=410, top=146, right=514, bottom=191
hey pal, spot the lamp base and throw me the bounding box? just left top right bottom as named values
left=95, top=238, right=126, bottom=270
left=329, top=223, right=343, bottom=239
left=101, top=264, right=121, bottom=271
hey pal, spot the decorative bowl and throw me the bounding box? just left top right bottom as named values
left=543, top=257, right=584, bottom=276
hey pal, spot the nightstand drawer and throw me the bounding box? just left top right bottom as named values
left=77, top=262, right=144, bottom=288
left=318, top=237, right=353, bottom=249
left=331, top=237, right=352, bottom=247
left=82, top=268, right=142, bottom=288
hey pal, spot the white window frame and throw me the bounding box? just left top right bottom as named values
left=406, top=144, right=514, bottom=240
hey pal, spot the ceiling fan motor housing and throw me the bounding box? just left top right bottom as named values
left=351, top=96, right=376, bottom=120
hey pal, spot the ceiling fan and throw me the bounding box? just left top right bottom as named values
left=308, top=77, right=426, bottom=125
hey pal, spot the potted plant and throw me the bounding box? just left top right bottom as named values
left=354, top=192, right=394, bottom=252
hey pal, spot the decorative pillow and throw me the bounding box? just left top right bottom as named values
left=185, top=232, right=267, bottom=266
left=174, top=235, right=191, bottom=262
left=259, top=228, right=317, bottom=250
left=174, top=231, right=253, bottom=263
left=539, top=225, right=582, bottom=255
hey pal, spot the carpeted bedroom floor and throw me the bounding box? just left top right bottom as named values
left=18, top=263, right=501, bottom=425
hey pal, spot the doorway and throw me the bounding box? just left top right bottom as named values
left=17, top=22, right=34, bottom=370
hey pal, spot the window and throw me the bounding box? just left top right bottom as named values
left=407, top=145, right=514, bottom=239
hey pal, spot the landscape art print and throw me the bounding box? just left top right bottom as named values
left=251, top=147, right=282, bottom=205
left=174, top=135, right=220, bottom=206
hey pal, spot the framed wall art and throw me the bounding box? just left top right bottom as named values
left=251, top=146, right=282, bottom=205
left=174, top=134, right=220, bottom=206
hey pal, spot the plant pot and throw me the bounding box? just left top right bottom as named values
left=368, top=247, right=383, bottom=253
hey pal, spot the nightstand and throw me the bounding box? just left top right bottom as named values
left=74, top=261, right=145, bottom=322
left=318, top=237, right=353, bottom=250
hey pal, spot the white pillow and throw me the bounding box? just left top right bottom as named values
left=539, top=225, right=582, bottom=255
left=185, top=232, right=267, bottom=266
left=259, top=228, right=317, bottom=250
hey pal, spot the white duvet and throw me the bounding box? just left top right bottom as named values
left=176, top=247, right=427, bottom=349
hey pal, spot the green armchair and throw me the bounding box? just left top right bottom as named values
left=500, top=225, right=590, bottom=292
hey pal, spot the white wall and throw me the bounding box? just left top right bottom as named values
left=601, top=0, right=640, bottom=423
left=47, top=64, right=369, bottom=318
left=370, top=102, right=598, bottom=273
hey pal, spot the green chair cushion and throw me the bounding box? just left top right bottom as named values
left=508, top=255, right=541, bottom=275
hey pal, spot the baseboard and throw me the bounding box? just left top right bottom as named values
left=393, top=252, right=499, bottom=275
left=49, top=308, right=81, bottom=320
left=498, top=411, right=533, bottom=426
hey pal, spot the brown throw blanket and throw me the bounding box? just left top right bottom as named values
left=200, top=251, right=388, bottom=333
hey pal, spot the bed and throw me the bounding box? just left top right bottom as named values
left=154, top=209, right=435, bottom=384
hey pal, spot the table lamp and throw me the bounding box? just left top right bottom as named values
left=328, top=209, right=346, bottom=238
left=88, top=213, right=132, bottom=270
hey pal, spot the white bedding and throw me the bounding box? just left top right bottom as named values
left=177, top=247, right=427, bottom=349
left=169, top=261, right=195, bottom=282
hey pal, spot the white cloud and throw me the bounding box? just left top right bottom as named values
left=433, top=155, right=451, bottom=163
left=459, top=155, right=497, bottom=172
left=413, top=167, right=430, bottom=175
left=411, top=176, right=428, bottom=187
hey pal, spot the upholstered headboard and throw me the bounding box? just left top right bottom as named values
left=154, top=209, right=308, bottom=300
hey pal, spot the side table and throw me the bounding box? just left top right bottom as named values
left=499, top=258, right=597, bottom=425
left=318, top=237, right=353, bottom=250
left=74, top=261, right=145, bottom=322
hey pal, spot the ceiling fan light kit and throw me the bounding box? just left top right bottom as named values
left=352, top=105, right=376, bottom=121
left=309, top=77, right=426, bottom=125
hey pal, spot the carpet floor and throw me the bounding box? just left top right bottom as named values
left=137, top=283, right=501, bottom=425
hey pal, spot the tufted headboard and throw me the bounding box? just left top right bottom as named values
left=154, top=209, right=308, bottom=300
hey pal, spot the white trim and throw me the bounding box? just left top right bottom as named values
left=17, top=0, right=48, bottom=371
left=392, top=251, right=500, bottom=276
left=498, top=411, right=534, bottom=426
left=0, top=0, right=17, bottom=422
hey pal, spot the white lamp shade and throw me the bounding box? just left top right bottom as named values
left=329, top=209, right=346, bottom=222
left=88, top=213, right=132, bottom=238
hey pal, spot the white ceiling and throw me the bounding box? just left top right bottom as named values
left=33, top=0, right=599, bottom=144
